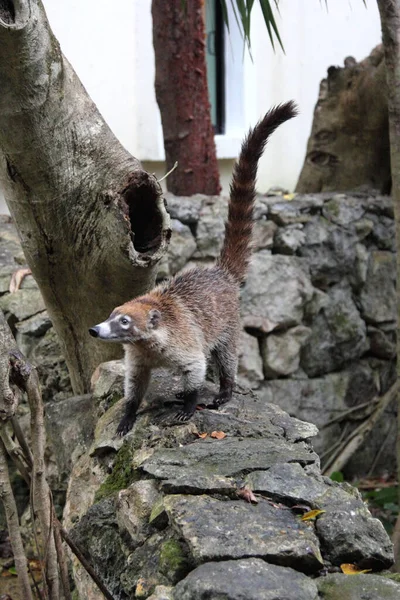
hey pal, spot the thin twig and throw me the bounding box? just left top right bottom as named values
left=323, top=380, right=400, bottom=477
left=0, top=436, right=34, bottom=600
left=0, top=427, right=31, bottom=486
left=367, top=417, right=396, bottom=478
left=11, top=415, right=34, bottom=468
left=320, top=399, right=378, bottom=429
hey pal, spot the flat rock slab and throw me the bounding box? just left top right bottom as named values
left=141, top=436, right=318, bottom=494
left=164, top=495, right=323, bottom=573
left=173, top=559, right=319, bottom=600
left=245, top=463, right=393, bottom=569
left=317, top=573, right=400, bottom=600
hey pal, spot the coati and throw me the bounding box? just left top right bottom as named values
left=89, top=101, right=297, bottom=436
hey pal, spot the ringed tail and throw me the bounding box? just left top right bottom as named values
left=218, top=100, right=298, bottom=283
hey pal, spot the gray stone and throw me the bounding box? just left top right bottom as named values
left=164, top=495, right=323, bottom=573
left=141, top=436, right=318, bottom=494
left=173, top=559, right=318, bottom=600
left=299, top=222, right=360, bottom=289
left=90, top=359, right=125, bottom=400
left=237, top=330, right=264, bottom=387
left=148, top=586, right=174, bottom=600
left=367, top=212, right=396, bottom=251
left=301, top=284, right=368, bottom=377
left=354, top=217, right=374, bottom=240
left=252, top=218, right=277, bottom=250
left=269, top=198, right=322, bottom=226
left=0, top=288, right=46, bottom=321
left=116, top=480, right=160, bottom=547
left=30, top=328, right=73, bottom=402
left=322, top=195, right=365, bottom=226
left=360, top=251, right=396, bottom=324
left=274, top=223, right=306, bottom=254
left=244, top=463, right=393, bottom=569
left=317, top=573, right=400, bottom=600
left=163, top=193, right=204, bottom=225
left=261, top=325, right=312, bottom=378
left=241, top=252, right=314, bottom=333
left=15, top=310, right=52, bottom=356
left=167, top=219, right=196, bottom=275
left=367, top=326, right=396, bottom=359
left=194, top=199, right=227, bottom=258
left=45, top=394, right=97, bottom=482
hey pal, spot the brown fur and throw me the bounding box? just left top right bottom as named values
left=90, top=102, right=297, bottom=435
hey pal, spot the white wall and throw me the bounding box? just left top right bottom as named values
left=0, top=0, right=382, bottom=214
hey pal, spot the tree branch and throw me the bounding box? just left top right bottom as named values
left=0, top=437, right=34, bottom=600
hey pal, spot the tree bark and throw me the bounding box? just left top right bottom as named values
left=0, top=0, right=171, bottom=394
left=152, top=0, right=221, bottom=196
left=295, top=45, right=391, bottom=194
left=376, top=0, right=400, bottom=570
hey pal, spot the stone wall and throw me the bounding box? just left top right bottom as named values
left=0, top=190, right=397, bottom=477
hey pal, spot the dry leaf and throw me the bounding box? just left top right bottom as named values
left=9, top=267, right=32, bottom=293
left=301, top=509, right=326, bottom=521
left=211, top=431, right=226, bottom=439
left=28, top=559, right=42, bottom=571
left=340, top=563, right=372, bottom=575
left=283, top=193, right=296, bottom=201
left=237, top=486, right=258, bottom=504
left=197, top=432, right=208, bottom=439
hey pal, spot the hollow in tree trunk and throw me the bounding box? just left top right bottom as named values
left=0, top=0, right=171, bottom=394
left=152, top=0, right=221, bottom=196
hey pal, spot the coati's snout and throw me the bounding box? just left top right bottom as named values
left=89, top=306, right=162, bottom=344
left=88, top=313, right=133, bottom=343
left=88, top=326, right=100, bottom=338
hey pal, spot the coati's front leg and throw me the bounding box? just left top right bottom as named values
left=117, top=352, right=151, bottom=436
left=174, top=355, right=207, bottom=422
left=211, top=336, right=238, bottom=409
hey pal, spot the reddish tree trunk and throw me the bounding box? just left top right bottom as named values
left=152, top=0, right=221, bottom=196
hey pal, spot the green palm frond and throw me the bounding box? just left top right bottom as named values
left=220, top=0, right=284, bottom=51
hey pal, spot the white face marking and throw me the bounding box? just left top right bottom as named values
left=119, top=315, right=131, bottom=329
left=97, top=321, right=112, bottom=337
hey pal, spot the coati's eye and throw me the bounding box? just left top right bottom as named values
left=120, top=317, right=129, bottom=326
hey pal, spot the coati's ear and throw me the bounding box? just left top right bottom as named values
left=148, top=309, right=161, bottom=329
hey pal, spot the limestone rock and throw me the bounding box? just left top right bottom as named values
left=90, top=359, right=124, bottom=401
left=0, top=288, right=46, bottom=321
left=164, top=494, right=324, bottom=573
left=274, top=223, right=306, bottom=254
left=173, top=559, right=319, bottom=600
left=241, top=252, right=314, bottom=333
left=252, top=218, right=277, bottom=250
left=261, top=325, right=312, bottom=378
left=367, top=326, right=396, bottom=359
left=30, top=328, right=72, bottom=401
left=164, top=193, right=204, bottom=225
left=317, top=573, right=400, bottom=600
left=14, top=310, right=52, bottom=356
left=45, top=394, right=97, bottom=482
left=167, top=219, right=196, bottom=274
left=194, top=199, right=227, bottom=258
left=360, top=251, right=396, bottom=324
left=301, top=284, right=368, bottom=377
left=322, top=195, right=365, bottom=225
left=237, top=330, right=264, bottom=387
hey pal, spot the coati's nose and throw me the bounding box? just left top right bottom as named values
left=89, top=326, right=99, bottom=338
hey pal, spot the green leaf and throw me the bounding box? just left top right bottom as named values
left=259, top=0, right=284, bottom=52
left=219, top=0, right=230, bottom=32
left=330, top=471, right=344, bottom=482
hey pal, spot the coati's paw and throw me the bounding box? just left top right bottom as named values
left=116, top=415, right=136, bottom=436
left=211, top=392, right=232, bottom=409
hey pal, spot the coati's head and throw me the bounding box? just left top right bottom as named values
left=89, top=300, right=161, bottom=344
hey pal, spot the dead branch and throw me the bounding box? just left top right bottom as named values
left=0, top=437, right=33, bottom=600
left=323, top=380, right=400, bottom=477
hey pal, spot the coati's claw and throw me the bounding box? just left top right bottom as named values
left=116, top=415, right=135, bottom=436
left=211, top=392, right=232, bottom=409
left=172, top=409, right=193, bottom=423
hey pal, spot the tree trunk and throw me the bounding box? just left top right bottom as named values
left=376, top=0, right=400, bottom=570
left=152, top=0, right=221, bottom=196
left=295, top=45, right=391, bottom=194
left=0, top=0, right=171, bottom=394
